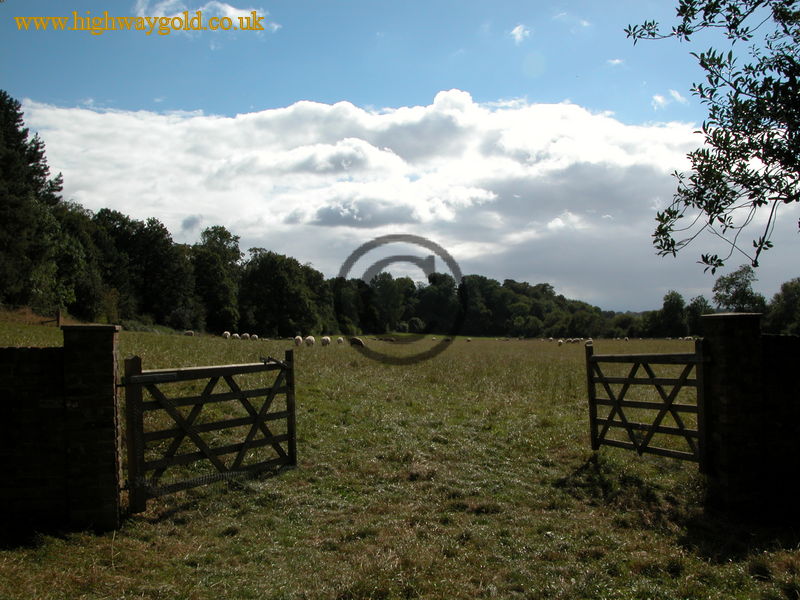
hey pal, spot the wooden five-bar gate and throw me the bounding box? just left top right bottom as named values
left=123, top=350, right=296, bottom=513
left=585, top=341, right=706, bottom=470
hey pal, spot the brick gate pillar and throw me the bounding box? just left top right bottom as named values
left=62, top=325, right=122, bottom=530
left=701, top=313, right=769, bottom=517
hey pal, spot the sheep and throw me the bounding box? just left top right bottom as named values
left=558, top=339, right=564, bottom=346
left=293, top=335, right=303, bottom=346
left=321, top=336, right=331, bottom=346
left=349, top=336, right=365, bottom=347
left=624, top=336, right=629, bottom=342
left=232, top=333, right=240, bottom=339
left=251, top=334, right=259, bottom=341
left=466, top=338, right=472, bottom=342
left=241, top=333, right=250, bottom=340
left=222, top=331, right=231, bottom=339
left=304, top=335, right=316, bottom=346
left=183, top=330, right=194, bottom=336
left=337, top=336, right=344, bottom=345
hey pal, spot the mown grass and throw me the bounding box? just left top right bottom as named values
left=1, top=323, right=799, bottom=600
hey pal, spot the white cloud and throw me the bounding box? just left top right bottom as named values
left=653, top=89, right=690, bottom=110
left=28, top=89, right=770, bottom=311
left=607, top=58, right=624, bottom=66
left=669, top=89, right=689, bottom=104
left=651, top=94, right=668, bottom=110
left=552, top=12, right=591, bottom=32
left=510, top=24, right=530, bottom=45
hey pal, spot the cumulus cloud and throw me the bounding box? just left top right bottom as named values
left=651, top=94, right=668, bottom=110
left=27, top=89, right=773, bottom=311
left=552, top=12, right=591, bottom=32
left=510, top=24, right=530, bottom=44
left=669, top=89, right=689, bottom=104
left=653, top=89, right=689, bottom=110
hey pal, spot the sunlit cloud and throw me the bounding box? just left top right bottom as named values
left=24, top=89, right=714, bottom=310
left=510, top=24, right=530, bottom=45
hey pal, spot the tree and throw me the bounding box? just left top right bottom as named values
left=137, top=218, right=198, bottom=327
left=627, top=1, right=800, bottom=272
left=192, top=226, right=241, bottom=332
left=370, top=272, right=404, bottom=333
left=659, top=290, right=689, bottom=337
left=686, top=294, right=715, bottom=334
left=416, top=273, right=459, bottom=334
left=0, top=90, right=64, bottom=305
left=712, top=264, right=767, bottom=311
left=238, top=249, right=325, bottom=336
left=92, top=208, right=146, bottom=319
left=764, top=277, right=800, bottom=333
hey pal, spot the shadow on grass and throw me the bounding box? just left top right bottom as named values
left=678, top=508, right=800, bottom=563
left=556, top=453, right=800, bottom=563
left=0, top=525, right=67, bottom=550
left=139, top=466, right=290, bottom=524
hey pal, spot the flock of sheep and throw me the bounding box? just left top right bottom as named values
left=204, top=331, right=366, bottom=348
left=184, top=330, right=698, bottom=346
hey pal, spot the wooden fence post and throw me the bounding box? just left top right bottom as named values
left=284, top=349, right=297, bottom=467
left=124, top=356, right=147, bottom=514
left=585, top=342, right=598, bottom=451
left=694, top=338, right=708, bottom=473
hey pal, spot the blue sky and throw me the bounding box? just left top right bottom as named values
left=5, top=0, right=705, bottom=122
left=2, top=1, right=797, bottom=311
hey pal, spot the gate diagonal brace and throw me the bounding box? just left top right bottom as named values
left=145, top=383, right=229, bottom=473
left=225, top=371, right=288, bottom=470
left=150, top=376, right=219, bottom=484
left=637, top=362, right=697, bottom=456
left=595, top=361, right=641, bottom=450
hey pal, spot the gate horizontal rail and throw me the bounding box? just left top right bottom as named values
left=585, top=340, right=706, bottom=469
left=123, top=350, right=296, bottom=513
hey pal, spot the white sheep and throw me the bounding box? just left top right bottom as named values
left=558, top=339, right=564, bottom=346
left=232, top=333, right=241, bottom=339
left=337, top=336, right=344, bottom=345
left=183, top=330, right=194, bottom=336
left=304, top=335, right=316, bottom=346
left=349, top=336, right=365, bottom=347
left=293, top=335, right=303, bottom=346
left=222, top=331, right=231, bottom=339
left=251, top=334, right=259, bottom=341
left=241, top=333, right=250, bottom=340
left=321, top=336, right=331, bottom=346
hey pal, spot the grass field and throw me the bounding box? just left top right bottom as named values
left=0, top=321, right=798, bottom=600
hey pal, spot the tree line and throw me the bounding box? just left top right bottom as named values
left=2, top=89, right=799, bottom=338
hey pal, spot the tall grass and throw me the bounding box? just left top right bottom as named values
left=1, top=324, right=798, bottom=600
